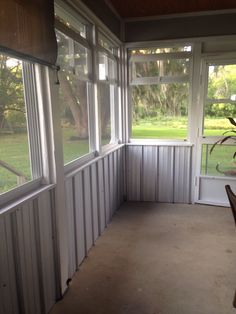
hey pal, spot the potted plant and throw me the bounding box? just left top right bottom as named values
left=210, top=117, right=236, bottom=176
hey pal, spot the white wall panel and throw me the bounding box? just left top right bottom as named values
left=127, top=146, right=142, bottom=201
left=158, top=147, right=174, bottom=202
left=83, top=167, right=93, bottom=252
left=97, top=159, right=106, bottom=233
left=74, top=172, right=86, bottom=266
left=65, top=179, right=76, bottom=277
left=126, top=145, right=192, bottom=203
left=142, top=146, right=158, bottom=201
left=109, top=153, right=115, bottom=215
left=103, top=156, right=111, bottom=225
left=174, top=147, right=191, bottom=203
left=91, top=163, right=99, bottom=242
left=0, top=216, right=19, bottom=314
left=15, top=202, right=42, bottom=314
left=37, top=191, right=57, bottom=313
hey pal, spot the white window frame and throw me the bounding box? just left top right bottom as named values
left=0, top=60, right=49, bottom=207
left=127, top=42, right=193, bottom=144
left=97, top=31, right=121, bottom=153
left=55, top=3, right=97, bottom=174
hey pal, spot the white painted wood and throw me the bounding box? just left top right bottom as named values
left=127, top=146, right=142, bottom=201
left=109, top=153, right=115, bottom=215
left=3, top=215, right=19, bottom=314
left=0, top=217, right=18, bottom=314
left=142, top=146, right=158, bottom=201
left=113, top=150, right=119, bottom=212
left=83, top=167, right=93, bottom=252
left=91, top=163, right=99, bottom=242
left=97, top=160, right=106, bottom=233
left=199, top=177, right=236, bottom=206
left=174, top=147, right=191, bottom=203
left=74, top=172, right=86, bottom=266
left=158, top=147, right=174, bottom=202
left=65, top=179, right=76, bottom=277
left=103, top=156, right=111, bottom=225
left=37, top=191, right=56, bottom=313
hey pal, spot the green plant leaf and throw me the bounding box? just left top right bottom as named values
left=227, top=117, right=236, bottom=127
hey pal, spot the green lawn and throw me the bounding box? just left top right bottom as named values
left=1, top=117, right=235, bottom=193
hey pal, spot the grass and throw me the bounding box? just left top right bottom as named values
left=0, top=117, right=235, bottom=193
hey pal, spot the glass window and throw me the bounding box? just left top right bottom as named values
left=132, top=59, right=190, bottom=79
left=98, top=52, right=118, bottom=146
left=0, top=55, right=37, bottom=193
left=201, top=144, right=236, bottom=176
left=130, top=46, right=191, bottom=140
left=203, top=64, right=236, bottom=136
left=131, top=83, right=189, bottom=139
left=57, top=30, right=91, bottom=164
left=55, top=6, right=87, bottom=39
left=98, top=33, right=118, bottom=55
left=131, top=46, right=192, bottom=56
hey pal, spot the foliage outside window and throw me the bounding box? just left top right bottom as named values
left=130, top=46, right=192, bottom=140
left=0, top=55, right=39, bottom=194
left=56, top=29, right=92, bottom=164
left=98, top=51, right=118, bottom=146
left=203, top=64, right=236, bottom=136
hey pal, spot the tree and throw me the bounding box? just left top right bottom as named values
left=57, top=30, right=89, bottom=139
left=131, top=47, right=189, bottom=123
left=0, top=55, right=25, bottom=130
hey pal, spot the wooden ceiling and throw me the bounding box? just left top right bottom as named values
left=108, top=0, right=236, bottom=18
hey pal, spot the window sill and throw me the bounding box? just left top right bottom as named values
left=127, top=139, right=193, bottom=146
left=0, top=183, right=56, bottom=217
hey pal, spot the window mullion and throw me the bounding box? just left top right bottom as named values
left=22, top=62, right=42, bottom=179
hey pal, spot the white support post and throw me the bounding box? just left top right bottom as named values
left=35, top=65, right=69, bottom=295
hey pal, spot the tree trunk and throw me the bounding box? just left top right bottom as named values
left=59, top=72, right=88, bottom=139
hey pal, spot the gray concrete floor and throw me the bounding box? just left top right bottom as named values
left=51, top=202, right=236, bottom=314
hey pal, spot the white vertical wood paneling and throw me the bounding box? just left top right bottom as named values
left=113, top=150, right=119, bottom=212
left=103, top=156, right=111, bottom=225
left=1, top=215, right=19, bottom=314
left=142, top=146, right=158, bottom=201
left=74, top=172, right=86, bottom=266
left=37, top=191, right=56, bottom=313
left=97, top=159, right=106, bottom=233
left=126, top=145, right=192, bottom=203
left=109, top=153, right=115, bottom=215
left=0, top=216, right=19, bottom=314
left=158, top=147, right=174, bottom=202
left=65, top=179, right=76, bottom=277
left=127, top=146, right=142, bottom=201
left=91, top=163, right=99, bottom=242
left=83, top=167, right=93, bottom=253
left=174, top=147, right=191, bottom=203
left=15, top=202, right=41, bottom=314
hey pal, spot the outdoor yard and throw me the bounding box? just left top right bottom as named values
left=1, top=117, right=235, bottom=193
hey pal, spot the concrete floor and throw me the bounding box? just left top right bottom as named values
left=50, top=202, right=236, bottom=314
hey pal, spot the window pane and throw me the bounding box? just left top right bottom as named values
left=57, top=30, right=90, bottom=78
left=133, top=59, right=189, bottom=78
left=57, top=30, right=90, bottom=164
left=0, top=55, right=32, bottom=193
left=55, top=14, right=87, bottom=39
left=131, top=46, right=192, bottom=55
left=131, top=83, right=189, bottom=139
left=207, top=64, right=236, bottom=99
left=99, top=84, right=111, bottom=145
left=201, top=144, right=236, bottom=176
left=98, top=33, right=117, bottom=55
left=203, top=103, right=236, bottom=136
left=99, top=53, right=117, bottom=82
